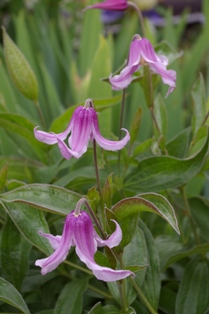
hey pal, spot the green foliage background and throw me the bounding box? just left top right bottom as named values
left=0, top=0, right=209, bottom=313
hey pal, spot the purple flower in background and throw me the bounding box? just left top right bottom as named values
left=109, top=35, right=176, bottom=97
left=35, top=210, right=134, bottom=282
left=84, top=0, right=128, bottom=11
left=34, top=99, right=130, bottom=160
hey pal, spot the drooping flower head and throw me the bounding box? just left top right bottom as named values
left=109, top=34, right=176, bottom=97
left=34, top=99, right=130, bottom=160
left=84, top=0, right=128, bottom=11
left=35, top=199, right=134, bottom=282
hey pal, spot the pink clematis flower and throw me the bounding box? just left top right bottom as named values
left=84, top=0, right=128, bottom=11
left=109, top=35, right=176, bottom=97
left=35, top=208, right=134, bottom=282
left=34, top=99, right=130, bottom=160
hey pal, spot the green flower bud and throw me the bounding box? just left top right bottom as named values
left=2, top=27, right=38, bottom=101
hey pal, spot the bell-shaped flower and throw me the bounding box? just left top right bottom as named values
left=35, top=209, right=134, bottom=282
left=84, top=0, right=128, bottom=11
left=109, top=35, right=176, bottom=97
left=34, top=99, right=130, bottom=160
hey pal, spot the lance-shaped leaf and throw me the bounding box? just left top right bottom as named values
left=125, top=129, right=209, bottom=192
left=1, top=216, right=31, bottom=290
left=175, top=259, right=209, bottom=314
left=191, top=73, right=206, bottom=136
left=139, top=220, right=161, bottom=312
left=0, top=163, right=8, bottom=190
left=0, top=113, right=49, bottom=163
left=0, top=184, right=82, bottom=216
left=111, top=193, right=179, bottom=248
left=0, top=201, right=52, bottom=254
left=0, top=277, right=30, bottom=314
left=54, top=279, right=88, bottom=314
left=130, top=107, right=142, bottom=145
left=2, top=27, right=38, bottom=101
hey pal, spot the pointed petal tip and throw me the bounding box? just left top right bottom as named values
left=93, top=268, right=135, bottom=282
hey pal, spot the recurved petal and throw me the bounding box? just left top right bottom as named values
left=38, top=231, right=61, bottom=250
left=150, top=62, right=176, bottom=97
left=35, top=216, right=74, bottom=275
left=109, top=66, right=136, bottom=90
left=57, top=138, right=81, bottom=160
left=109, top=39, right=141, bottom=90
left=34, top=127, right=58, bottom=145
left=157, top=54, right=169, bottom=66
left=76, top=242, right=134, bottom=281
left=73, top=212, right=134, bottom=282
left=92, top=266, right=134, bottom=282
left=93, top=124, right=130, bottom=151
left=94, top=220, right=122, bottom=248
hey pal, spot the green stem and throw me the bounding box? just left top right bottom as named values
left=83, top=198, right=106, bottom=239
left=127, top=1, right=146, bottom=36
left=130, top=277, right=158, bottom=314
left=60, top=269, right=112, bottom=299
left=180, top=187, right=200, bottom=244
left=201, top=110, right=209, bottom=126
left=143, top=65, right=161, bottom=137
left=150, top=106, right=161, bottom=136
left=118, top=89, right=126, bottom=175
left=64, top=260, right=92, bottom=275
left=118, top=255, right=128, bottom=312
left=93, top=139, right=105, bottom=226
left=33, top=99, right=46, bottom=128
left=88, top=284, right=113, bottom=299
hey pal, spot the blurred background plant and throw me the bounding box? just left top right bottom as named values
left=0, top=0, right=209, bottom=313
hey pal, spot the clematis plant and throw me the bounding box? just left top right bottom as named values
left=84, top=0, right=128, bottom=11
left=34, top=98, right=130, bottom=160
left=35, top=198, right=134, bottom=282
left=109, top=34, right=176, bottom=97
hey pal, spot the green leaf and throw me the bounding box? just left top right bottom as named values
left=102, top=173, right=113, bottom=209
left=191, top=73, right=206, bottom=136
left=0, top=163, right=8, bottom=190
left=175, top=259, right=209, bottom=314
left=125, top=129, right=209, bottom=192
left=139, top=220, right=161, bottom=312
left=166, top=128, right=191, bottom=158
left=189, top=196, right=209, bottom=241
left=108, top=227, right=148, bottom=305
left=54, top=279, right=88, bottom=314
left=139, top=193, right=179, bottom=234
left=154, top=94, right=167, bottom=138
left=0, top=277, right=30, bottom=314
left=1, top=216, right=31, bottom=290
left=78, top=8, right=101, bottom=76
left=0, top=113, right=49, bottom=163
left=163, top=243, right=209, bottom=269
left=130, top=107, right=142, bottom=145
left=159, top=286, right=176, bottom=314
left=182, top=26, right=209, bottom=93
left=112, top=193, right=179, bottom=248
left=0, top=184, right=81, bottom=216
left=142, top=65, right=154, bottom=108
left=154, top=40, right=183, bottom=64
left=2, top=27, right=38, bottom=100
left=155, top=235, right=183, bottom=269
left=0, top=156, right=45, bottom=183
left=0, top=201, right=52, bottom=254
left=87, top=35, right=112, bottom=99
left=88, top=302, right=121, bottom=314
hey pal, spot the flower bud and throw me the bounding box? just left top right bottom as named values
left=2, top=27, right=38, bottom=101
